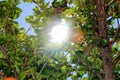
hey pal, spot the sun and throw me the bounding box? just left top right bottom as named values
left=50, top=20, right=69, bottom=43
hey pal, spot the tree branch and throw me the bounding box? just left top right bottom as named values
left=114, top=24, right=120, bottom=39
left=74, top=44, right=103, bottom=79
left=46, top=70, right=54, bottom=80
left=77, top=58, right=103, bottom=80
left=21, top=54, right=28, bottom=71
left=28, top=67, right=37, bottom=80
left=32, top=0, right=43, bottom=11
left=85, top=45, right=93, bottom=56
left=117, top=18, right=120, bottom=25
left=22, top=26, right=31, bottom=39
left=0, top=72, right=4, bottom=78
left=106, top=0, right=115, bottom=7
left=0, top=46, right=18, bottom=78
left=113, top=52, right=120, bottom=67
left=10, top=25, right=18, bottom=40
left=1, top=6, right=11, bottom=30
left=96, top=72, right=104, bottom=80
left=32, top=0, right=40, bottom=7
left=110, top=25, right=120, bottom=47
left=37, top=52, right=55, bottom=79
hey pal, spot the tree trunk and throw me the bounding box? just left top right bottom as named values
left=96, top=0, right=114, bottom=80
left=101, top=47, right=114, bottom=80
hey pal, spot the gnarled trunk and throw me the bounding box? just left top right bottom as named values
left=96, top=0, right=114, bottom=80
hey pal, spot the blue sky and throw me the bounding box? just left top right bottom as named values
left=16, top=0, right=53, bottom=35
left=16, top=0, right=36, bottom=35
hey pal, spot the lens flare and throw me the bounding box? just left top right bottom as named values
left=50, top=23, right=69, bottom=43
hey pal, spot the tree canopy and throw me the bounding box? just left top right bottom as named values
left=0, top=0, right=120, bottom=80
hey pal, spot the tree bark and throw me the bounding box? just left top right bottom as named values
left=101, top=47, right=114, bottom=80
left=96, top=0, right=114, bottom=80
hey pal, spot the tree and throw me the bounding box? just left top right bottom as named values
left=0, top=0, right=120, bottom=80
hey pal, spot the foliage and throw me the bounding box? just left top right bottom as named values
left=0, top=0, right=120, bottom=80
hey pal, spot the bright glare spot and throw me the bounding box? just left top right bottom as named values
left=50, top=20, right=69, bottom=43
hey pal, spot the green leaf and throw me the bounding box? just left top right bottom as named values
left=18, top=71, right=27, bottom=80
left=23, top=0, right=32, bottom=2
left=0, top=52, right=4, bottom=58
left=61, top=66, right=67, bottom=72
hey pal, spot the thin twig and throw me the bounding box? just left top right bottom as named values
left=113, top=52, right=120, bottom=67
left=22, top=26, right=31, bottom=38
left=77, top=58, right=103, bottom=79
left=21, top=54, right=28, bottom=71
left=74, top=45, right=103, bottom=79
left=46, top=70, right=54, bottom=80
left=117, top=18, right=120, bottom=26
left=32, top=0, right=42, bottom=10
left=1, top=5, right=11, bottom=29
left=1, top=16, right=9, bottom=29
left=37, top=52, right=55, bottom=79
left=85, top=45, right=93, bottom=56
left=46, top=52, right=71, bottom=79
left=32, top=0, right=40, bottom=6
left=11, top=25, right=18, bottom=40
left=111, top=25, right=120, bottom=46
left=106, top=0, right=115, bottom=7
left=75, top=45, right=93, bottom=67
left=28, top=67, right=37, bottom=80
left=95, top=72, right=103, bottom=80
